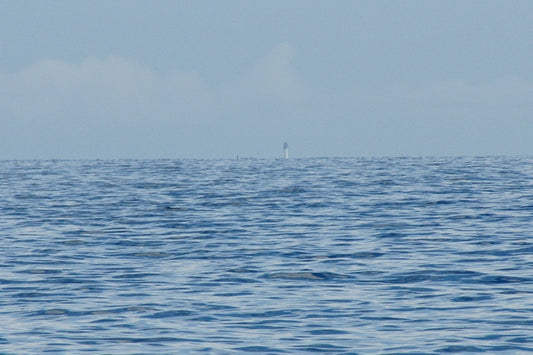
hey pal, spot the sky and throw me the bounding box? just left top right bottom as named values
left=0, top=1, right=531, bottom=159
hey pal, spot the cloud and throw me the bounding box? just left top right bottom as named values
left=200, top=44, right=315, bottom=157
left=250, top=43, right=309, bottom=102
left=0, top=47, right=531, bottom=158
left=0, top=57, right=216, bottom=158
left=220, top=43, right=310, bottom=105
left=1, top=57, right=212, bottom=127
left=0, top=47, right=313, bottom=158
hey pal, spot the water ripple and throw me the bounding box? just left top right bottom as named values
left=1, top=157, right=532, bottom=353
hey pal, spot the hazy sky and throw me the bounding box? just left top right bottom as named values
left=1, top=1, right=531, bottom=159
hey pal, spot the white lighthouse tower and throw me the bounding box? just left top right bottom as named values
left=283, top=142, right=289, bottom=159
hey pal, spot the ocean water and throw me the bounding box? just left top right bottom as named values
left=1, top=157, right=532, bottom=354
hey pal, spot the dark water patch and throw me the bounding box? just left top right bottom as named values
left=375, top=232, right=405, bottom=239
left=477, top=275, right=531, bottom=284
left=213, top=277, right=261, bottom=284
left=438, top=345, right=484, bottom=353
left=265, top=272, right=350, bottom=281
left=144, top=310, right=196, bottom=318
left=14, top=292, right=51, bottom=298
left=487, top=345, right=533, bottom=352
left=61, top=239, right=87, bottom=245
left=226, top=310, right=295, bottom=319
left=44, top=277, right=88, bottom=284
left=458, top=249, right=522, bottom=257
left=294, top=343, right=351, bottom=352
left=307, top=328, right=349, bottom=335
left=16, top=269, right=62, bottom=275
left=129, top=251, right=172, bottom=258
left=326, top=251, right=384, bottom=259
left=451, top=294, right=493, bottom=302
left=112, top=272, right=162, bottom=279
left=508, top=336, right=533, bottom=343
left=384, top=269, right=484, bottom=284
left=235, top=345, right=288, bottom=352
left=0, top=279, right=24, bottom=285
left=107, top=336, right=194, bottom=344
left=35, top=308, right=70, bottom=316
left=189, top=315, right=218, bottom=322
left=227, top=267, right=260, bottom=274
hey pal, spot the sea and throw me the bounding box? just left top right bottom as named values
left=1, top=157, right=532, bottom=354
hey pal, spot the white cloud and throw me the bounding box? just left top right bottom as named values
left=0, top=48, right=313, bottom=158
left=209, top=43, right=314, bottom=154
left=0, top=49, right=530, bottom=158
left=0, top=45, right=309, bottom=133
left=251, top=43, right=309, bottom=102
left=0, top=56, right=216, bottom=158
left=1, top=57, right=212, bottom=126
left=220, top=43, right=310, bottom=105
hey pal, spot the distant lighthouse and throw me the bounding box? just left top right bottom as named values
left=283, top=142, right=289, bottom=159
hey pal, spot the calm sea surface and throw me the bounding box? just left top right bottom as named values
left=1, top=157, right=532, bottom=354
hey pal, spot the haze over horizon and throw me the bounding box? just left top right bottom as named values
left=1, top=1, right=531, bottom=159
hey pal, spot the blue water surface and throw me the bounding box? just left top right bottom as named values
left=1, top=157, right=532, bottom=354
